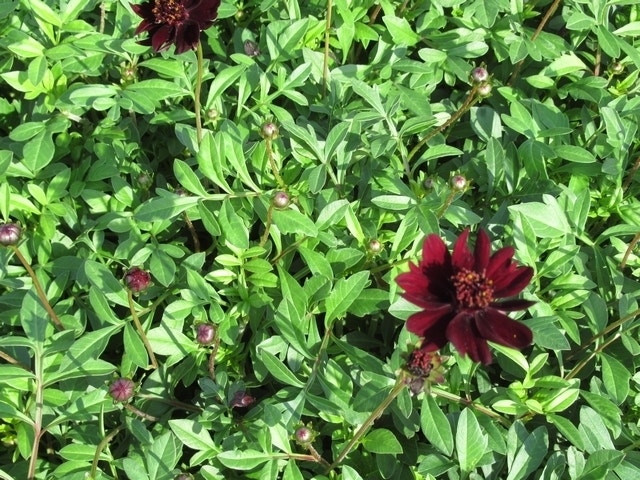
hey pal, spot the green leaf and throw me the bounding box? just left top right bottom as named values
left=22, top=130, right=54, bottom=172
left=271, top=208, right=318, bottom=236
left=135, top=195, right=200, bottom=223
left=217, top=450, right=275, bottom=470
left=20, top=289, right=52, bottom=347
left=600, top=353, right=630, bottom=404
left=146, top=431, right=181, bottom=480
left=123, top=322, right=148, bottom=369
left=219, top=199, right=249, bottom=248
left=455, top=408, right=487, bottom=473
left=169, top=419, right=218, bottom=453
left=554, top=145, right=596, bottom=163
left=362, top=429, right=403, bottom=455
left=257, top=349, right=305, bottom=387
left=324, top=271, right=370, bottom=325
left=508, top=194, right=571, bottom=238
left=382, top=15, right=421, bottom=46
left=173, top=159, right=209, bottom=197
left=506, top=426, right=548, bottom=480
left=546, top=414, right=585, bottom=450
left=421, top=395, right=454, bottom=455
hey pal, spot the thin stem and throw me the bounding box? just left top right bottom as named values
left=124, top=403, right=159, bottom=422
left=565, top=330, right=625, bottom=380
left=620, top=233, right=640, bottom=269
left=259, top=205, right=274, bottom=247
left=406, top=85, right=480, bottom=168
left=322, top=0, right=333, bottom=97
left=207, top=335, right=220, bottom=380
left=27, top=352, right=44, bottom=479
left=90, top=425, right=125, bottom=479
left=10, top=246, right=64, bottom=331
left=303, top=326, right=333, bottom=395
left=265, top=138, right=285, bottom=188
left=0, top=349, right=30, bottom=370
left=307, top=444, right=331, bottom=469
left=622, top=156, right=640, bottom=192
left=430, top=386, right=511, bottom=428
left=508, top=0, right=562, bottom=85
left=195, top=41, right=204, bottom=144
left=566, top=307, right=640, bottom=361
left=127, top=291, right=158, bottom=369
left=326, top=376, right=406, bottom=473
left=183, top=212, right=201, bottom=252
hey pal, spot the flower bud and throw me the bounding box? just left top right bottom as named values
left=368, top=239, right=382, bottom=255
left=272, top=191, right=290, bottom=209
left=261, top=122, right=279, bottom=140
left=124, top=267, right=152, bottom=293
left=610, top=62, right=624, bottom=75
left=230, top=390, right=255, bottom=408
left=244, top=40, right=260, bottom=57
left=0, top=223, right=22, bottom=246
left=109, top=378, right=136, bottom=402
left=195, top=323, right=216, bottom=346
left=295, top=426, right=314, bottom=444
left=477, top=82, right=492, bottom=98
left=404, top=348, right=445, bottom=394
left=423, top=177, right=435, bottom=190
left=450, top=175, right=467, bottom=191
left=174, top=474, right=193, bottom=480
left=470, top=67, right=489, bottom=84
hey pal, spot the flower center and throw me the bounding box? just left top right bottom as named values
left=407, top=349, right=434, bottom=377
left=152, top=0, right=187, bottom=25
left=451, top=268, right=494, bottom=309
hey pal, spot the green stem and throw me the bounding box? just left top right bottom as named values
left=322, top=0, right=333, bottom=97
left=90, top=425, right=125, bottom=479
left=27, top=351, right=44, bottom=479
left=11, top=245, right=64, bottom=331
left=195, top=41, right=204, bottom=144
left=326, top=375, right=406, bottom=473
left=265, top=138, right=285, bottom=188
left=303, top=326, right=333, bottom=395
left=407, top=85, right=480, bottom=168
left=430, top=386, right=511, bottom=428
left=127, top=291, right=158, bottom=369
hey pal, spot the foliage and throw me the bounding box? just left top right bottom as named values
left=1, top=0, right=640, bottom=479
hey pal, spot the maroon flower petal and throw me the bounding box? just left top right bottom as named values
left=397, top=263, right=448, bottom=307
left=474, top=229, right=491, bottom=271
left=152, top=25, right=175, bottom=51
left=493, top=266, right=534, bottom=298
left=451, top=228, right=474, bottom=271
left=474, top=308, right=533, bottom=349
left=406, top=306, right=454, bottom=336
left=446, top=312, right=492, bottom=364
left=486, top=246, right=515, bottom=278
left=490, top=299, right=536, bottom=311
left=188, top=0, right=221, bottom=26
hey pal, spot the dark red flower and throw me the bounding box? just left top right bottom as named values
left=109, top=378, right=136, bottom=402
left=132, top=0, right=221, bottom=54
left=396, top=229, right=535, bottom=365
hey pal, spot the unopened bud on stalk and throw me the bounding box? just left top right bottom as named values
left=450, top=175, right=468, bottom=191
left=0, top=223, right=22, bottom=246
left=244, top=40, right=260, bottom=57
left=272, top=191, right=290, bottom=209
left=477, top=82, right=492, bottom=98
left=261, top=122, right=279, bottom=140
left=124, top=267, right=152, bottom=293
left=368, top=239, right=383, bottom=255
left=195, top=323, right=216, bottom=346
left=470, top=67, right=489, bottom=84
left=109, top=378, right=136, bottom=402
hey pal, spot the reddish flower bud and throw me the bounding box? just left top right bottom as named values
left=124, top=267, right=152, bottom=293
left=450, top=175, right=467, bottom=191
left=195, top=323, right=216, bottom=346
left=0, top=223, right=22, bottom=246
left=230, top=390, right=255, bottom=408
left=295, top=426, right=313, bottom=444
left=272, top=191, right=290, bottom=209
left=109, top=378, right=136, bottom=402
left=470, top=66, right=489, bottom=84
left=261, top=122, right=279, bottom=140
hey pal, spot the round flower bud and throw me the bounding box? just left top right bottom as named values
left=0, top=223, right=22, bottom=246
left=368, top=239, right=382, bottom=255
left=195, top=323, right=216, bottom=346
left=450, top=175, right=467, bottom=191
left=272, top=191, right=290, bottom=209
left=423, top=177, right=435, bottom=190
left=295, top=426, right=313, bottom=444
left=244, top=40, right=260, bottom=57
left=124, top=267, right=152, bottom=293
left=610, top=62, right=624, bottom=75
left=477, top=82, right=492, bottom=98
left=109, top=378, right=136, bottom=402
left=207, top=108, right=219, bottom=120
left=470, top=67, right=489, bottom=84
left=261, top=122, right=279, bottom=140
left=174, top=474, right=193, bottom=480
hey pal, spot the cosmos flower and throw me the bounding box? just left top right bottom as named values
left=396, top=229, right=535, bottom=365
left=132, top=0, right=221, bottom=54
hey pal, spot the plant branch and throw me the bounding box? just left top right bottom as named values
left=127, top=291, right=158, bottom=369
left=430, top=386, right=511, bottom=428
left=10, top=246, right=64, bottom=331
left=90, top=425, right=125, bottom=479
left=195, top=41, right=204, bottom=144
left=322, top=0, right=333, bottom=97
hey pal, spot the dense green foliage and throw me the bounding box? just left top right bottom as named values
left=1, top=0, right=640, bottom=479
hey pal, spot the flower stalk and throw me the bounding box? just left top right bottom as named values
left=127, top=291, right=158, bottom=369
